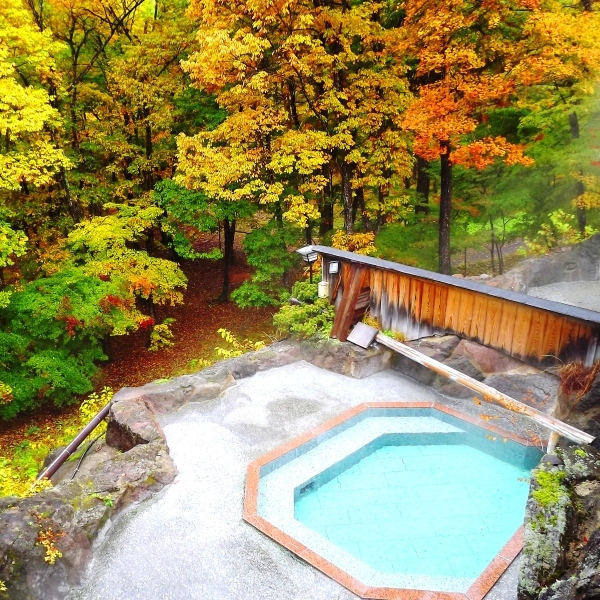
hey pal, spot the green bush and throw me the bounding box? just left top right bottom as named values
left=273, top=281, right=335, bottom=339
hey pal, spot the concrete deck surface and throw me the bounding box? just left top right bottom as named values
left=528, top=280, right=600, bottom=313
left=68, top=361, right=530, bottom=600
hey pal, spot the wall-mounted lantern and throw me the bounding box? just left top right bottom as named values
left=296, top=245, right=319, bottom=283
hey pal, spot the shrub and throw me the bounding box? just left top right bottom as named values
left=274, top=281, right=335, bottom=339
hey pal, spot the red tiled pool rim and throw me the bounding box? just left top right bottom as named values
left=243, top=401, right=535, bottom=600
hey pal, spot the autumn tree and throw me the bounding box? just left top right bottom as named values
left=177, top=0, right=413, bottom=240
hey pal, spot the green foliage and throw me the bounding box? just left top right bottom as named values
left=375, top=220, right=439, bottom=270
left=149, top=318, right=177, bottom=352
left=0, top=221, right=27, bottom=268
left=0, top=388, right=112, bottom=497
left=533, top=470, right=567, bottom=507
left=273, top=281, right=335, bottom=339
left=66, top=204, right=187, bottom=305
left=231, top=220, right=302, bottom=308
left=0, top=268, right=127, bottom=418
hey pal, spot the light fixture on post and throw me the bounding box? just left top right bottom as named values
left=296, top=245, right=319, bottom=283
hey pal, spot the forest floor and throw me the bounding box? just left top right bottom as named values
left=0, top=233, right=278, bottom=466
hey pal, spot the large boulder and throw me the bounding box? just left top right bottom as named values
left=487, top=234, right=600, bottom=293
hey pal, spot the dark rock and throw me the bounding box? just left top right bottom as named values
left=392, top=353, right=436, bottom=385
left=432, top=354, right=485, bottom=398
left=577, top=371, right=600, bottom=413
left=518, top=464, right=572, bottom=600
left=540, top=531, right=600, bottom=600
left=542, top=454, right=564, bottom=466
left=444, top=354, right=486, bottom=381
left=105, top=397, right=166, bottom=452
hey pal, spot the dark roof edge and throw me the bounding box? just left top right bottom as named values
left=312, top=245, right=600, bottom=326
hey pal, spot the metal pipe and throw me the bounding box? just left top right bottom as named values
left=36, top=403, right=111, bottom=481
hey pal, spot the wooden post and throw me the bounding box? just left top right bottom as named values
left=546, top=431, right=562, bottom=454
left=331, top=265, right=367, bottom=342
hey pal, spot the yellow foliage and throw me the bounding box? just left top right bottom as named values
left=215, top=328, right=266, bottom=359
left=0, top=388, right=112, bottom=498
left=331, top=231, right=377, bottom=256
left=37, top=526, right=63, bottom=565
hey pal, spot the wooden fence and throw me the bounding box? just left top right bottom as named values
left=313, top=246, right=600, bottom=369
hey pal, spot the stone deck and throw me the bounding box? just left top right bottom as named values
left=68, top=362, right=534, bottom=600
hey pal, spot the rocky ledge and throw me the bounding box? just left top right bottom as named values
left=0, top=339, right=391, bottom=600
left=518, top=445, right=600, bottom=600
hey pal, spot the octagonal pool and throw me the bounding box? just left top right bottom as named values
left=244, top=402, right=542, bottom=599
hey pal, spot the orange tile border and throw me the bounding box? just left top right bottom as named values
left=243, top=403, right=529, bottom=600
left=466, top=555, right=510, bottom=600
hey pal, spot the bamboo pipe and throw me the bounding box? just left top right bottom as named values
left=375, top=333, right=594, bottom=449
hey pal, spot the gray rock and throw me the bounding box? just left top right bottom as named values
left=0, top=439, right=177, bottom=600
left=488, top=233, right=600, bottom=292
left=519, top=445, right=600, bottom=600
left=483, top=373, right=559, bottom=414
left=518, top=464, right=572, bottom=600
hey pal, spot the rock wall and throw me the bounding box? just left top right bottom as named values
left=0, top=339, right=391, bottom=600
left=518, top=446, right=600, bottom=600
left=391, top=334, right=560, bottom=416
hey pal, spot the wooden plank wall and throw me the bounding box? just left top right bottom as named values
left=322, top=257, right=600, bottom=369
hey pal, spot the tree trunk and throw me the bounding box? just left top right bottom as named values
left=341, top=160, right=354, bottom=234
left=319, top=165, right=334, bottom=236
left=415, top=156, right=430, bottom=215
left=220, top=218, right=236, bottom=302
left=438, top=143, right=452, bottom=275
left=570, top=112, right=587, bottom=234
left=61, top=167, right=82, bottom=223
left=576, top=179, right=587, bottom=233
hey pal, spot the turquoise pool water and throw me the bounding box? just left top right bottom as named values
left=295, top=440, right=533, bottom=580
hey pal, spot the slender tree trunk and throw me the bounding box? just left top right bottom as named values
left=569, top=111, right=587, bottom=234
left=355, top=187, right=369, bottom=231
left=61, top=167, right=82, bottom=223
left=319, top=165, right=334, bottom=236
left=438, top=143, right=452, bottom=274
left=497, top=242, right=504, bottom=275
left=220, top=218, right=236, bottom=302
left=341, top=160, right=354, bottom=234
left=305, top=225, right=312, bottom=245
left=415, top=156, right=430, bottom=215
left=489, top=216, right=496, bottom=274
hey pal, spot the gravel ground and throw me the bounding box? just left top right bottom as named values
left=67, top=362, right=534, bottom=600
